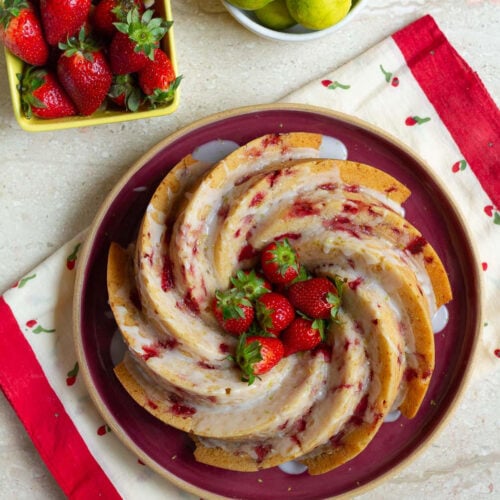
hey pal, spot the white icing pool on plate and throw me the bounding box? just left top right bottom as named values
left=384, top=410, right=402, bottom=423
left=432, top=305, right=449, bottom=334
left=319, top=135, right=348, bottom=160
left=192, top=139, right=240, bottom=164
left=279, top=460, right=308, bottom=475
left=110, top=328, right=127, bottom=366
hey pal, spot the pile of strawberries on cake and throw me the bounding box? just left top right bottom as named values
left=0, top=0, right=181, bottom=119
left=212, top=238, right=345, bottom=384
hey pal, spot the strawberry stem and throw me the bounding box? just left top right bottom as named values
left=231, top=269, right=269, bottom=301
left=266, top=239, right=299, bottom=278
left=215, top=288, right=251, bottom=320
left=327, top=275, right=346, bottom=323
left=234, top=334, right=262, bottom=385
left=0, top=0, right=29, bottom=28
left=114, top=7, right=172, bottom=60
left=17, top=67, right=47, bottom=118
left=58, top=27, right=100, bottom=62
left=145, top=75, right=182, bottom=109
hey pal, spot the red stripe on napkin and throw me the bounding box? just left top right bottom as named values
left=0, top=297, right=120, bottom=500
left=393, top=15, right=500, bottom=207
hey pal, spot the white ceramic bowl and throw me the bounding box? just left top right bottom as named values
left=222, top=0, right=367, bottom=42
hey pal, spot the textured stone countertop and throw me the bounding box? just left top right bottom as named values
left=0, top=0, right=498, bottom=498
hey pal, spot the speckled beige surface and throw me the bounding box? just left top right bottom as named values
left=0, top=0, right=498, bottom=498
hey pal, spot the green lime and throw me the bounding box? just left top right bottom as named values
left=286, top=0, right=352, bottom=30
left=255, top=0, right=296, bottom=30
left=226, top=0, right=273, bottom=10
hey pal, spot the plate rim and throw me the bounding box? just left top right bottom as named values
left=73, top=102, right=482, bottom=499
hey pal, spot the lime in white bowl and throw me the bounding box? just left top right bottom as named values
left=222, top=0, right=368, bottom=42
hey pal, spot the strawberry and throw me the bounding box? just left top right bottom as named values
left=260, top=238, right=300, bottom=284
left=17, top=66, right=77, bottom=118
left=230, top=269, right=271, bottom=301
left=0, top=0, right=49, bottom=65
left=138, top=47, right=182, bottom=108
left=109, top=7, right=172, bottom=75
left=255, top=292, right=294, bottom=335
left=233, top=334, right=284, bottom=384
left=287, top=276, right=344, bottom=321
left=40, top=0, right=91, bottom=46
left=57, top=28, right=112, bottom=116
left=213, top=288, right=254, bottom=336
left=281, top=317, right=325, bottom=356
left=92, top=0, right=144, bottom=38
left=108, top=73, right=143, bottom=111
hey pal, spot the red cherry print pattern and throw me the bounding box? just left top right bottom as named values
left=451, top=160, right=467, bottom=173
left=26, top=320, right=56, bottom=334
left=97, top=424, right=111, bottom=436
left=66, top=362, right=79, bottom=386
left=494, top=349, right=500, bottom=359
left=379, top=65, right=399, bottom=87
left=405, top=115, right=431, bottom=126
left=321, top=79, right=350, bottom=90
left=66, top=243, right=81, bottom=270
left=484, top=205, right=494, bottom=217
left=483, top=207, right=500, bottom=225
left=482, top=262, right=488, bottom=271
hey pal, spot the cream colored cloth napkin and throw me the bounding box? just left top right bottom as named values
left=0, top=14, right=498, bottom=500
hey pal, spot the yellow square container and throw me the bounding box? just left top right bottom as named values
left=5, top=0, right=179, bottom=132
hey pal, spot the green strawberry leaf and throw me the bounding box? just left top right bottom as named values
left=290, top=265, right=310, bottom=284
left=114, top=22, right=129, bottom=33
left=234, top=334, right=262, bottom=385
left=311, top=318, right=326, bottom=341
left=215, top=289, right=251, bottom=320
left=327, top=275, right=346, bottom=323
left=267, top=239, right=299, bottom=277
left=231, top=269, right=269, bottom=301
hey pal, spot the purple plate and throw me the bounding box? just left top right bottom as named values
left=73, top=104, right=481, bottom=499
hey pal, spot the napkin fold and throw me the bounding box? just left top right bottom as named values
left=0, top=14, right=498, bottom=499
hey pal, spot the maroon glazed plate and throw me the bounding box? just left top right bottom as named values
left=73, top=103, right=481, bottom=499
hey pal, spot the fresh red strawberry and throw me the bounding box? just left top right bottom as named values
left=57, top=28, right=112, bottom=116
left=108, top=73, right=143, bottom=111
left=92, top=0, right=144, bottom=38
left=109, top=7, right=172, bottom=74
left=230, top=269, right=271, bottom=301
left=0, top=0, right=49, bottom=65
left=288, top=276, right=344, bottom=321
left=17, top=66, right=77, bottom=118
left=138, top=47, right=181, bottom=108
left=281, top=317, right=325, bottom=356
left=255, top=292, right=294, bottom=335
left=260, top=238, right=300, bottom=284
left=213, top=288, right=254, bottom=336
left=233, top=334, right=284, bottom=384
left=40, top=0, right=91, bottom=46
